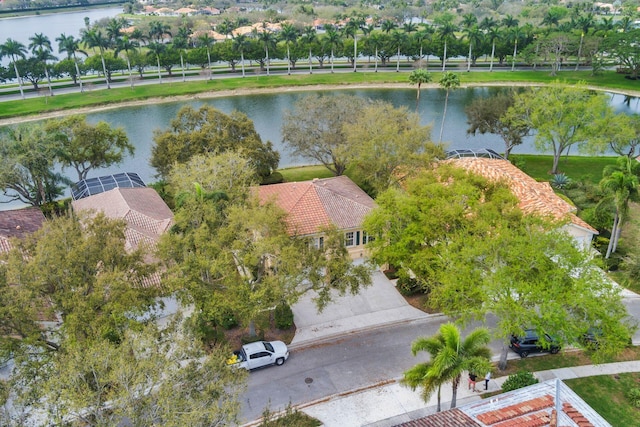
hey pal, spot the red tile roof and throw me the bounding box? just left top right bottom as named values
left=395, top=380, right=610, bottom=427
left=257, top=176, right=375, bottom=236
left=448, top=158, right=598, bottom=234
left=0, top=206, right=46, bottom=253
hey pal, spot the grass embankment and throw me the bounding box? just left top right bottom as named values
left=3, top=69, right=640, bottom=120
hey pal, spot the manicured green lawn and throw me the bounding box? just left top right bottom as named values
left=279, top=165, right=334, bottom=182
left=565, top=373, right=640, bottom=426
left=3, top=70, right=640, bottom=120
left=510, top=154, right=618, bottom=184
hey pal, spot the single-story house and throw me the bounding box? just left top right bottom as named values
left=449, top=157, right=598, bottom=250
left=397, top=379, right=610, bottom=426
left=257, top=176, right=376, bottom=259
left=0, top=206, right=47, bottom=254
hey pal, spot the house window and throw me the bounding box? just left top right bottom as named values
left=344, top=232, right=355, bottom=247
left=362, top=232, right=375, bottom=244
left=309, top=236, right=324, bottom=250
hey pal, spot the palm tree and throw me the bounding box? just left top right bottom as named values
left=391, top=30, right=406, bottom=72
left=381, top=19, right=397, bottom=34
left=344, top=18, right=362, bottom=72
left=414, top=25, right=433, bottom=69
left=461, top=13, right=477, bottom=29
left=81, top=28, right=111, bottom=89
left=0, top=38, right=27, bottom=99
left=485, top=26, right=500, bottom=72
left=301, top=26, right=317, bottom=74
left=130, top=28, right=148, bottom=47
left=403, top=324, right=492, bottom=411
left=149, top=20, right=172, bottom=43
left=501, top=14, right=519, bottom=29
left=147, top=41, right=166, bottom=83
left=258, top=29, right=276, bottom=76
left=438, top=71, right=460, bottom=143
left=57, top=33, right=87, bottom=92
left=409, top=68, right=431, bottom=100
left=600, top=156, right=640, bottom=258
left=280, top=23, right=299, bottom=75
left=324, top=25, right=341, bottom=73
left=106, top=18, right=123, bottom=45
left=115, top=35, right=139, bottom=88
left=403, top=22, right=417, bottom=35
left=463, top=25, right=482, bottom=72
left=508, top=26, right=522, bottom=71
left=29, top=33, right=55, bottom=96
left=437, top=22, right=457, bottom=71
left=196, top=33, right=215, bottom=79
left=173, top=27, right=190, bottom=82
left=233, top=34, right=250, bottom=77
left=574, top=14, right=594, bottom=71
left=367, top=32, right=383, bottom=72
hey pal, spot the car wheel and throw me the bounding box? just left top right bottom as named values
left=520, top=351, right=529, bottom=358
left=275, top=357, right=285, bottom=366
left=550, top=347, right=560, bottom=354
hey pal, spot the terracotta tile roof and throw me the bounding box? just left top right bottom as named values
left=448, top=158, right=598, bottom=234
left=395, top=380, right=611, bottom=427
left=72, top=187, right=173, bottom=252
left=257, top=176, right=375, bottom=236
left=0, top=206, right=46, bottom=253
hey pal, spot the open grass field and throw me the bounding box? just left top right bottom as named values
left=3, top=69, right=640, bottom=120
left=511, top=154, right=619, bottom=184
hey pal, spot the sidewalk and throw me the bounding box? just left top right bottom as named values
left=299, top=359, right=640, bottom=427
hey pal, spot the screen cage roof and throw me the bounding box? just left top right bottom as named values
left=71, top=172, right=146, bottom=200
left=445, top=148, right=505, bottom=160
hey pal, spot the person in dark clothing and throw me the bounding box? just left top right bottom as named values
left=468, top=372, right=477, bottom=391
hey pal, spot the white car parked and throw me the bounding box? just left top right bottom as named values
left=228, top=340, right=290, bottom=370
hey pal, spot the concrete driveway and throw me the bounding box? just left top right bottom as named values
left=290, top=264, right=431, bottom=348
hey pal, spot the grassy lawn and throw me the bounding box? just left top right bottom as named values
left=510, top=154, right=618, bottom=184
left=565, top=373, right=640, bottom=426
left=4, top=70, right=640, bottom=120
left=278, top=165, right=334, bottom=182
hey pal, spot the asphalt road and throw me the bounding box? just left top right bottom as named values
left=240, top=294, right=640, bottom=424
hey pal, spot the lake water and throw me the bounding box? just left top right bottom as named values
left=1, top=87, right=637, bottom=209
left=0, top=6, right=123, bottom=66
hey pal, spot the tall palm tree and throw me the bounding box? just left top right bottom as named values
left=258, top=29, right=276, bottom=76
left=280, top=23, right=299, bottom=75
left=485, top=26, right=500, bottom=72
left=403, top=22, right=417, bottom=35
left=437, top=22, right=457, bottom=71
left=173, top=27, right=190, bottom=82
left=508, top=26, right=522, bottom=71
left=574, top=14, right=594, bottom=71
left=0, top=38, right=27, bottom=99
left=344, top=18, right=362, bottom=72
left=115, top=35, right=139, bottom=88
left=414, top=25, right=433, bottom=69
left=501, top=14, right=519, bottom=29
left=149, top=20, right=172, bottom=43
left=130, top=28, right=148, bottom=47
left=106, top=18, right=123, bottom=45
left=324, top=25, right=341, bottom=73
left=29, top=33, right=55, bottom=96
left=438, top=71, right=460, bottom=143
left=196, top=33, right=215, bottom=79
left=463, top=25, right=482, bottom=72
left=147, top=41, right=166, bottom=83
left=409, top=68, right=431, bottom=100
left=57, top=33, right=87, bottom=92
left=461, top=13, right=477, bottom=29
left=301, top=26, right=316, bottom=74
left=367, top=32, right=383, bottom=72
left=390, top=30, right=406, bottom=72
left=600, top=156, right=640, bottom=258
left=233, top=34, right=250, bottom=77
left=403, top=324, right=492, bottom=411
left=381, top=19, right=397, bottom=34
left=81, top=28, right=111, bottom=89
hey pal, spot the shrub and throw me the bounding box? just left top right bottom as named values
left=551, top=173, right=571, bottom=189
left=261, top=172, right=284, bottom=185
left=219, top=310, right=239, bottom=330
left=501, top=371, right=538, bottom=392
left=396, top=276, right=423, bottom=296
left=275, top=302, right=294, bottom=330
left=626, top=387, right=640, bottom=408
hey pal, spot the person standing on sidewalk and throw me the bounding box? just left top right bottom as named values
left=468, top=372, right=478, bottom=391
left=484, top=371, right=492, bottom=390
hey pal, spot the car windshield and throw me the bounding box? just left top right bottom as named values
left=263, top=342, right=274, bottom=352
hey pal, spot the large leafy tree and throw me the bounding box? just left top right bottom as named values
left=403, top=324, right=492, bottom=411
left=603, top=28, right=640, bottom=79
left=364, top=165, right=635, bottom=369
left=0, top=123, right=66, bottom=206
left=281, top=94, right=368, bottom=176
left=507, top=83, right=615, bottom=174
left=344, top=101, right=443, bottom=194
left=46, top=115, right=134, bottom=182
left=465, top=90, right=530, bottom=159
left=151, top=105, right=279, bottom=179
left=158, top=159, right=372, bottom=337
